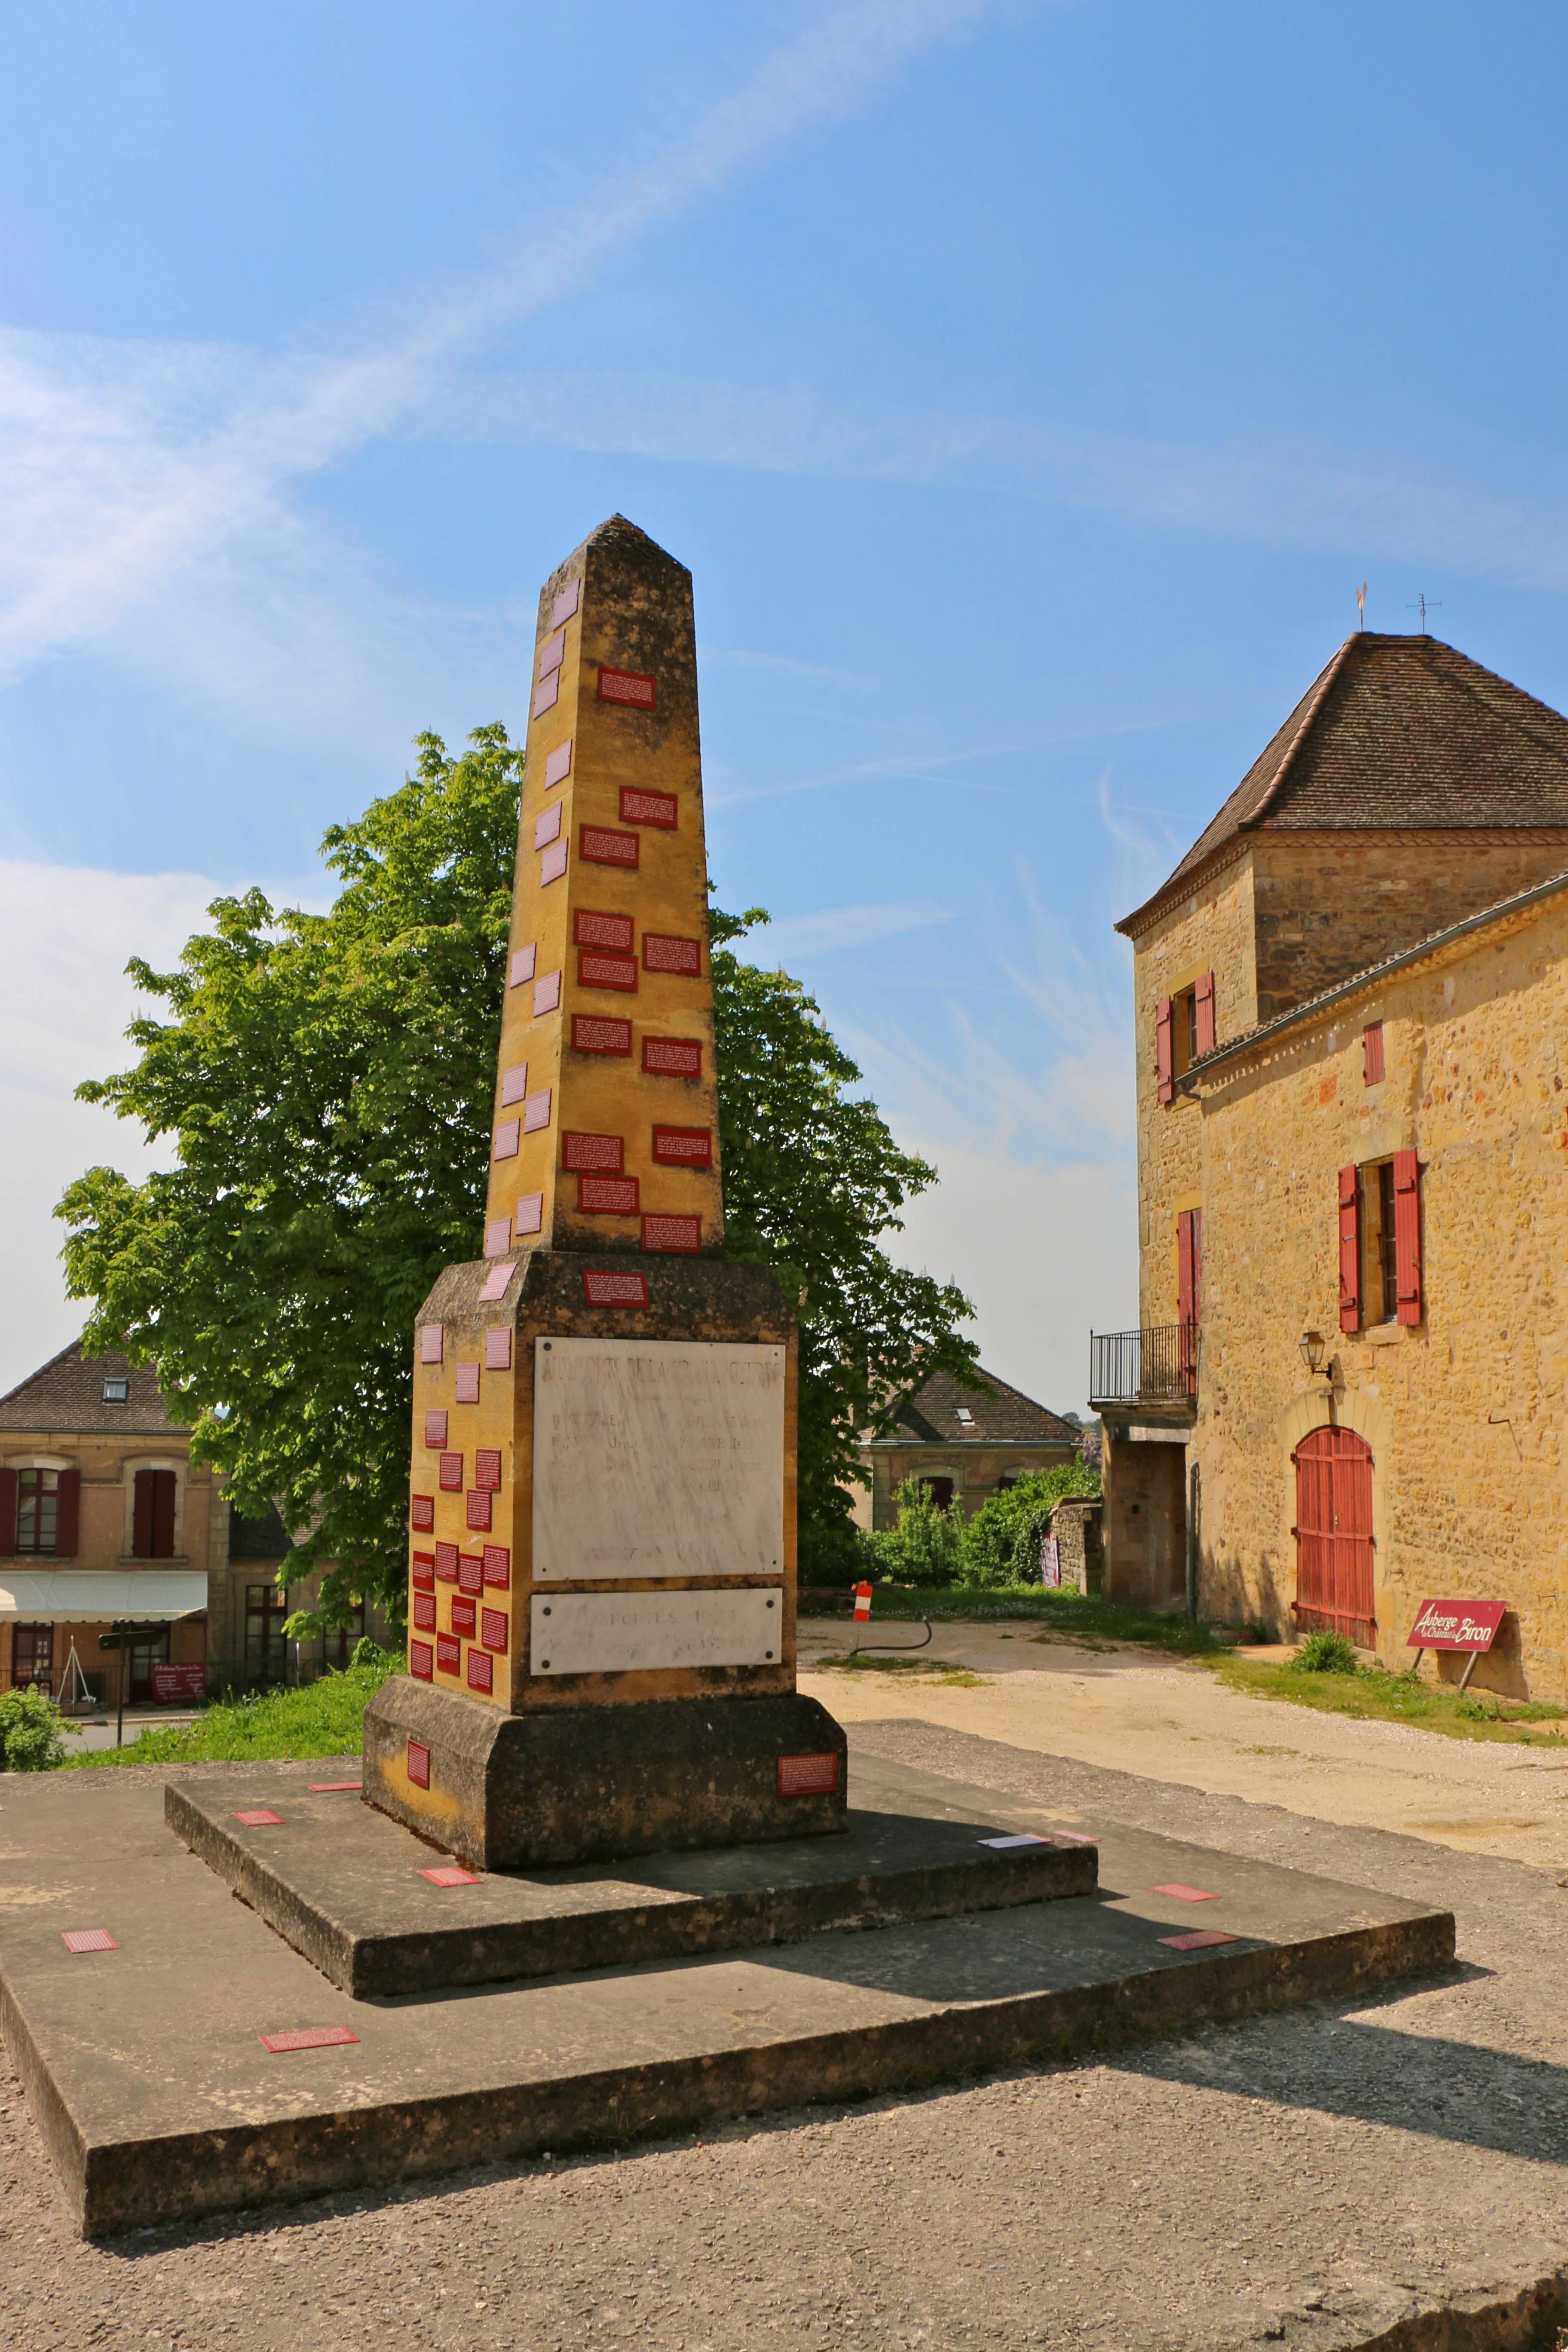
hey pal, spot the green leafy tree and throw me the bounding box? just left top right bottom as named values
left=959, top=1461, right=1101, bottom=1588
left=57, top=729, right=976, bottom=1621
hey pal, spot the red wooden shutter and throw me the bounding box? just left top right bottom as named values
left=1191, top=1206, right=1203, bottom=1324
left=1155, top=996, right=1174, bottom=1103
left=1363, top=1022, right=1384, bottom=1085
left=133, top=1469, right=156, bottom=1558
left=1177, top=1211, right=1195, bottom=1325
left=1393, top=1149, right=1422, bottom=1326
left=1194, top=971, right=1216, bottom=1058
left=152, top=1470, right=177, bottom=1558
left=1338, top=1165, right=1361, bottom=1333
left=0, top=1467, right=15, bottom=1556
left=54, top=1467, right=80, bottom=1559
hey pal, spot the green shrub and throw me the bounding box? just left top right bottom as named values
left=857, top=1476, right=967, bottom=1586
left=960, top=1462, right=1102, bottom=1588
left=1289, top=1629, right=1360, bottom=1675
left=0, top=1685, right=80, bottom=1771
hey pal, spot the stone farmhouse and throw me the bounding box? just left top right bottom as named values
left=1093, top=631, right=1568, bottom=1698
left=0, top=1339, right=386, bottom=1700
left=851, top=1364, right=1083, bottom=1529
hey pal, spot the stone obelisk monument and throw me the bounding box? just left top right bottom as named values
left=363, top=517, right=846, bottom=1868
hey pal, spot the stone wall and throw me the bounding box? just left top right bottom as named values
left=1102, top=1433, right=1186, bottom=1611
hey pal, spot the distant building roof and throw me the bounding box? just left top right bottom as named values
left=0, top=1339, right=183, bottom=1437
left=874, top=1366, right=1082, bottom=1449
left=1120, top=632, right=1568, bottom=936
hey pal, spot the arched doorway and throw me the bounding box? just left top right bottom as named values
left=1293, top=1426, right=1375, bottom=1647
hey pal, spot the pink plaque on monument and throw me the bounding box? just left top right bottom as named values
left=619, top=786, right=677, bottom=829
left=642, top=932, right=701, bottom=976
left=642, top=1036, right=701, bottom=1077
left=420, top=1323, right=444, bottom=1364
left=411, top=1495, right=435, bottom=1531
left=539, top=838, right=568, bottom=885
left=561, top=1130, right=623, bottom=1173
left=475, top=1447, right=502, bottom=1490
left=532, top=670, right=559, bottom=718
left=514, top=1191, right=544, bottom=1234
left=424, top=1410, right=447, bottom=1448
left=597, top=666, right=656, bottom=710
left=509, top=944, right=536, bottom=988
left=412, top=1592, right=436, bottom=1632
left=407, top=1737, right=431, bottom=1784
left=478, top=1260, right=515, bottom=1303
left=466, top=1648, right=494, bottom=1694
left=450, top=1596, right=476, bottom=1637
left=534, top=802, right=562, bottom=849
left=578, top=949, right=637, bottom=992
left=483, top=1544, right=510, bottom=1585
left=61, top=1928, right=117, bottom=1954
left=575, top=908, right=634, bottom=950
left=544, top=738, right=573, bottom=788
left=1150, top=1883, right=1220, bottom=1903
left=1159, top=1930, right=1238, bottom=1951
left=580, top=1174, right=639, bottom=1215
left=308, top=1781, right=361, bottom=1793
left=233, top=1810, right=283, bottom=1827
left=493, top=1118, right=520, bottom=1161
left=522, top=1088, right=552, bottom=1134
left=409, top=1642, right=433, bottom=1683
left=551, top=580, right=579, bottom=626
left=411, top=1552, right=435, bottom=1590
left=436, top=1632, right=461, bottom=1675
left=459, top=1552, right=483, bottom=1593
left=455, top=1363, right=481, bottom=1403
left=466, top=1489, right=492, bottom=1531
left=435, top=1541, right=459, bottom=1581
left=421, top=1864, right=479, bottom=1889
left=580, top=823, right=639, bottom=869
left=582, top=1268, right=650, bottom=1308
left=533, top=969, right=561, bottom=1017
left=777, top=1752, right=839, bottom=1798
left=484, top=1216, right=511, bottom=1259
left=481, top=1607, right=508, bottom=1653
left=260, top=2026, right=359, bottom=2054
left=642, top=1213, right=701, bottom=1254
left=571, top=1014, right=632, bottom=1055
left=652, top=1124, right=713, bottom=1167
left=537, top=627, right=566, bottom=679
left=438, top=1451, right=463, bottom=1491
left=501, top=1062, right=528, bottom=1106
left=484, top=1328, right=512, bottom=1371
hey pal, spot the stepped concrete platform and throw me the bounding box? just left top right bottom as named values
left=0, top=1749, right=1453, bottom=2237
left=164, top=1764, right=1096, bottom=1996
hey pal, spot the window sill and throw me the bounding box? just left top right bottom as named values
left=118, top=1553, right=190, bottom=1566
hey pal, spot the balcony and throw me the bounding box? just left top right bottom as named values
left=1088, top=1323, right=1197, bottom=1411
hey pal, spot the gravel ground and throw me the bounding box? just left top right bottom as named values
left=3, top=1718, right=1568, bottom=2352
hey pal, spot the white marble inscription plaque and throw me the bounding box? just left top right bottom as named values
left=532, top=1337, right=785, bottom=1581
left=530, top=1588, right=781, bottom=1674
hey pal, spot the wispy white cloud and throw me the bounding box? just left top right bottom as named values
left=738, top=900, right=956, bottom=962
left=701, top=645, right=872, bottom=686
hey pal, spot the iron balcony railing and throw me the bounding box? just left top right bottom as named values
left=1088, top=1323, right=1198, bottom=1409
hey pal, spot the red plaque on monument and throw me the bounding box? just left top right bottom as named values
left=409, top=1642, right=433, bottom=1681
left=411, top=1552, right=435, bottom=1590
left=580, top=1174, right=639, bottom=1215
left=484, top=1327, right=512, bottom=1371
left=578, top=949, right=638, bottom=992
left=500, top=1062, right=528, bottom=1105
left=450, top=1596, right=476, bottom=1637
left=643, top=1213, right=701, bottom=1254
left=466, top=1489, right=492, bottom=1531
left=562, top=1130, right=624, bottom=1172
left=233, top=1810, right=283, bottom=1828
left=582, top=1268, right=650, bottom=1308
left=643, top=933, right=701, bottom=976
left=61, top=1929, right=117, bottom=1954
left=420, top=1323, right=443, bottom=1364
left=777, top=1753, right=839, bottom=1798
left=1159, top=1930, right=1238, bottom=1951
left=410, top=1495, right=434, bottom=1531
left=435, top=1542, right=459, bottom=1581
left=481, top=1607, right=508, bottom=1653
left=455, top=1363, right=481, bottom=1403
left=575, top=908, right=634, bottom=951
left=420, top=1864, right=479, bottom=1888
left=424, top=1410, right=447, bottom=1448
left=436, top=1633, right=461, bottom=1675
left=580, top=824, right=640, bottom=870
left=544, top=738, right=572, bottom=788
left=467, top=1648, right=494, bottom=1694
left=492, top=1119, right=519, bottom=1161
left=438, top=1451, right=462, bottom=1490
left=642, top=1036, right=701, bottom=1077
left=407, top=1737, right=430, bottom=1784
left=459, top=1553, right=483, bottom=1593
left=619, top=786, right=677, bottom=829
left=412, top=1592, right=435, bottom=1631
left=572, top=1014, right=633, bottom=1056
left=652, top=1124, right=712, bottom=1167
left=475, top=1448, right=502, bottom=1491
left=482, top=1544, right=510, bottom=1585
left=260, top=2026, right=360, bottom=2054
left=597, top=666, right=656, bottom=710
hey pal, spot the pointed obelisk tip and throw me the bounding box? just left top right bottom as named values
left=579, top=513, right=688, bottom=575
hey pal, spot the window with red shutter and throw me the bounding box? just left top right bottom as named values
left=133, top=1469, right=178, bottom=1559
left=1393, top=1149, right=1422, bottom=1326
left=1194, top=971, right=1216, bottom=1058
left=0, top=1467, right=15, bottom=1556
left=1155, top=996, right=1174, bottom=1104
left=54, top=1467, right=80, bottom=1559
left=1363, top=1022, right=1384, bottom=1085
left=1338, top=1165, right=1362, bottom=1333
left=1177, top=1211, right=1194, bottom=1326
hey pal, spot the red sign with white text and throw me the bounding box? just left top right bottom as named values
left=150, top=1663, right=205, bottom=1704
left=1406, top=1599, right=1506, bottom=1652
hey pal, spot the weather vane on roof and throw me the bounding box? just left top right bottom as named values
left=1406, top=593, right=1441, bottom=635
left=1356, top=582, right=1367, bottom=629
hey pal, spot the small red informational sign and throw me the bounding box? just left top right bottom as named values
left=642, top=1035, right=702, bottom=1078
left=407, top=1737, right=430, bottom=1785
left=777, top=1752, right=839, bottom=1798
left=579, top=823, right=640, bottom=869
left=643, top=933, right=701, bottom=976
left=651, top=1124, right=712, bottom=1168
left=150, top=1663, right=205, bottom=1704
left=260, top=2025, right=359, bottom=2054
left=597, top=666, right=656, bottom=710
left=1407, top=1599, right=1506, bottom=1651
left=582, top=1268, right=650, bottom=1308
left=619, top=786, right=677, bottom=828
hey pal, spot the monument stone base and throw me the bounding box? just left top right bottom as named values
left=361, top=1681, right=847, bottom=1871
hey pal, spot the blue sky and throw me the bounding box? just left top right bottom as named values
left=4, top=0, right=1568, bottom=1405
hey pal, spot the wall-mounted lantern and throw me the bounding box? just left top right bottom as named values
left=1298, top=1329, right=1326, bottom=1376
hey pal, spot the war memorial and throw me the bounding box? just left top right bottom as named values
left=0, top=520, right=1452, bottom=2236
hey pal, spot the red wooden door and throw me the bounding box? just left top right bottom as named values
left=1293, top=1427, right=1375, bottom=1646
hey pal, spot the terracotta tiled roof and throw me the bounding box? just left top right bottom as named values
left=878, top=1366, right=1081, bottom=1448
left=0, top=1339, right=183, bottom=1437
left=1120, top=633, right=1568, bottom=934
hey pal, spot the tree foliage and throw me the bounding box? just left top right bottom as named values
left=57, top=726, right=976, bottom=1617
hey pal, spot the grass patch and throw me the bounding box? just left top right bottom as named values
left=840, top=1585, right=1221, bottom=1656
left=64, top=1650, right=399, bottom=1770
left=812, top=1653, right=989, bottom=1687
left=1213, top=1652, right=1568, bottom=1745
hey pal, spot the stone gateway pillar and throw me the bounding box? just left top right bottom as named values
left=362, top=517, right=846, bottom=1868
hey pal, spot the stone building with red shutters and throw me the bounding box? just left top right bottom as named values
left=1092, top=631, right=1568, bottom=1697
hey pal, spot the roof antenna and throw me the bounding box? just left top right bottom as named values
left=1355, top=582, right=1367, bottom=630
left=1405, top=592, right=1441, bottom=635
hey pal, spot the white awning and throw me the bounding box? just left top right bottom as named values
left=0, top=1571, right=208, bottom=1622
